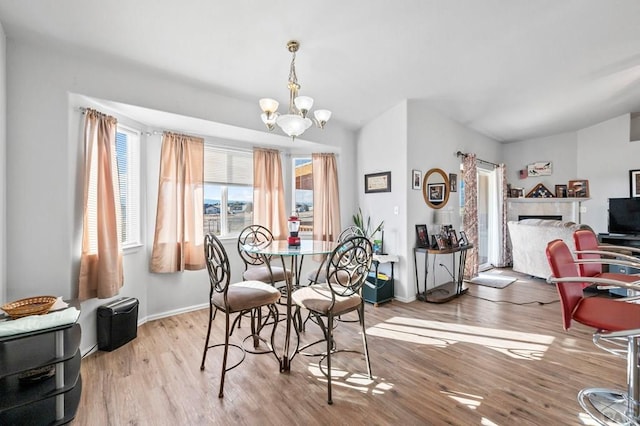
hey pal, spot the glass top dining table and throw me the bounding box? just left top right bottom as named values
left=240, top=239, right=336, bottom=372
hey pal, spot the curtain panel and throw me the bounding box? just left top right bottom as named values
left=150, top=132, right=205, bottom=272
left=78, top=109, right=124, bottom=300
left=312, top=153, right=341, bottom=242
left=462, top=154, right=479, bottom=279
left=253, top=148, right=287, bottom=239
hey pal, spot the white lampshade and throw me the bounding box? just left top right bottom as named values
left=434, top=209, right=453, bottom=225
left=259, top=98, right=279, bottom=114
left=313, top=109, right=332, bottom=127
left=277, top=114, right=312, bottom=137
left=294, top=96, right=314, bottom=115
left=261, top=113, right=277, bottom=130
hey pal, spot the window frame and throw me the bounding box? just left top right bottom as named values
left=115, top=124, right=142, bottom=250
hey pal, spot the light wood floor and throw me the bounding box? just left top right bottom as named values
left=72, top=269, right=626, bottom=425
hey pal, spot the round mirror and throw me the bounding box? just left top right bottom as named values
left=422, top=168, right=450, bottom=209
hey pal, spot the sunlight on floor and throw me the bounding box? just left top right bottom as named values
left=366, top=316, right=555, bottom=360
left=304, top=363, right=392, bottom=396
left=441, top=389, right=483, bottom=410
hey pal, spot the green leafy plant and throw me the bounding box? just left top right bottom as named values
left=352, top=207, right=384, bottom=239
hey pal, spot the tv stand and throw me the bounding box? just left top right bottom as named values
left=598, top=233, right=640, bottom=248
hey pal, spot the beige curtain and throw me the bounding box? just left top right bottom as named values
left=150, top=132, right=205, bottom=272
left=462, top=153, right=479, bottom=279
left=78, top=109, right=123, bottom=300
left=253, top=148, right=287, bottom=239
left=312, top=153, right=341, bottom=242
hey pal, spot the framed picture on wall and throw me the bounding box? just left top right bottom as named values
left=412, top=169, right=422, bottom=190
left=630, top=169, right=640, bottom=197
left=449, top=173, right=458, bottom=192
left=364, top=171, right=391, bottom=193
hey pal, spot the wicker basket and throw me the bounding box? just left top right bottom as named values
left=1, top=296, right=57, bottom=318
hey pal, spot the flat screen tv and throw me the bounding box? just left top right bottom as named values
left=608, top=197, right=640, bottom=235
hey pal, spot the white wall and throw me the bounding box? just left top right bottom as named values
left=357, top=101, right=408, bottom=299
left=502, top=132, right=577, bottom=196
left=407, top=101, right=502, bottom=293
left=6, top=38, right=356, bottom=353
left=0, top=22, right=6, bottom=305
left=355, top=100, right=502, bottom=302
left=577, top=114, right=640, bottom=232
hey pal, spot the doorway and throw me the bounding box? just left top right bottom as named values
left=477, top=166, right=500, bottom=272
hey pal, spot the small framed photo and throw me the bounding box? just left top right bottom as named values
left=428, top=183, right=445, bottom=203
left=412, top=169, right=422, bottom=190
left=449, top=173, right=458, bottom=192
left=630, top=170, right=640, bottom=198
left=365, top=171, right=391, bottom=193
left=459, top=231, right=469, bottom=246
left=510, top=187, right=524, bottom=198
left=555, top=184, right=567, bottom=198
left=435, top=233, right=448, bottom=250
left=448, top=229, right=459, bottom=248
left=568, top=180, right=589, bottom=198
left=415, top=224, right=430, bottom=248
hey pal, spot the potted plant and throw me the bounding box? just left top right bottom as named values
left=353, top=207, right=384, bottom=240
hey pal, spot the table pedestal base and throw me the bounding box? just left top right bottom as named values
left=418, top=282, right=468, bottom=303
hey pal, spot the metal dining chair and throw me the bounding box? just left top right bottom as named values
left=546, top=238, right=640, bottom=425
left=237, top=224, right=292, bottom=290
left=200, top=233, right=281, bottom=398
left=307, top=226, right=365, bottom=285
left=291, top=236, right=374, bottom=404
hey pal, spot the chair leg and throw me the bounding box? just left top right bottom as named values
left=219, top=313, right=231, bottom=398
left=200, top=303, right=214, bottom=370
left=327, top=313, right=334, bottom=405
left=358, top=303, right=372, bottom=379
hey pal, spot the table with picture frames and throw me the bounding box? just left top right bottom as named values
left=413, top=243, right=473, bottom=303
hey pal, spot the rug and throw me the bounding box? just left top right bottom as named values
left=467, top=274, right=517, bottom=289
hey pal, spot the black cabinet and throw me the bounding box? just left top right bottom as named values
left=598, top=233, right=640, bottom=296
left=0, top=312, right=82, bottom=425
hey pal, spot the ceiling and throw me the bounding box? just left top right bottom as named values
left=1, top=0, right=640, bottom=142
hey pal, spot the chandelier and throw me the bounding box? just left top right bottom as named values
left=259, top=40, right=331, bottom=139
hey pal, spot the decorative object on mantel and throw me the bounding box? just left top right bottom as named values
left=555, top=184, right=568, bottom=198
left=568, top=179, right=590, bottom=198
left=510, top=187, right=524, bottom=198
left=527, top=161, right=552, bottom=176
left=259, top=40, right=331, bottom=139
left=526, top=183, right=554, bottom=198
left=630, top=169, right=640, bottom=197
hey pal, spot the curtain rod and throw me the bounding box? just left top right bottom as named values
left=456, top=151, right=499, bottom=168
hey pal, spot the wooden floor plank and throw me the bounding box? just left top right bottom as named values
left=72, top=270, right=627, bottom=425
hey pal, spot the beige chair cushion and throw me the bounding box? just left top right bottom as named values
left=291, top=283, right=361, bottom=315
left=242, top=265, right=291, bottom=283
left=212, top=280, right=280, bottom=312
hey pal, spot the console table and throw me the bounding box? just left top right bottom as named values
left=413, top=244, right=472, bottom=303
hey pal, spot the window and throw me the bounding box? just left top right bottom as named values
left=115, top=126, right=141, bottom=248
left=292, top=157, right=313, bottom=233
left=204, top=146, right=253, bottom=237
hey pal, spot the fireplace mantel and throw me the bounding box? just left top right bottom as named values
left=507, top=198, right=589, bottom=223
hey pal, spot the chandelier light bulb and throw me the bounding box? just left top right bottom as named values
left=277, top=114, right=312, bottom=138
left=259, top=98, right=279, bottom=115
left=313, top=109, right=332, bottom=128
left=294, top=96, right=314, bottom=117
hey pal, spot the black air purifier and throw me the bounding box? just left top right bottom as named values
left=97, top=297, right=139, bottom=351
